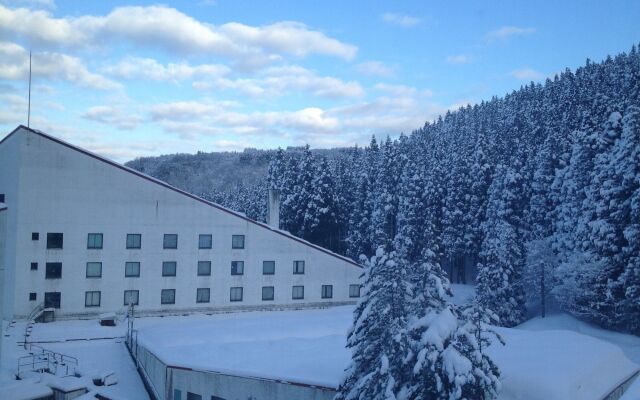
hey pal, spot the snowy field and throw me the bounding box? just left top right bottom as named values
left=1, top=284, right=638, bottom=399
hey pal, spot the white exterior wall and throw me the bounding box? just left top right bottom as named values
left=1, top=127, right=362, bottom=319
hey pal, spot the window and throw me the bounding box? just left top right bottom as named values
left=231, top=235, right=245, bottom=249
left=86, top=262, right=102, bottom=278
left=262, top=261, right=275, bottom=275
left=85, top=291, right=101, bottom=307
left=29, top=293, right=37, bottom=301
left=125, top=262, right=140, bottom=277
left=174, top=390, right=182, bottom=400
left=161, top=289, right=176, bottom=304
left=30, top=262, right=38, bottom=271
left=262, top=286, right=274, bottom=301
left=197, top=261, right=211, bottom=276
left=162, top=261, right=177, bottom=277
left=349, top=284, right=361, bottom=298
left=124, top=290, right=139, bottom=306
left=292, top=285, right=304, bottom=300
left=199, top=234, right=212, bottom=249
left=187, top=393, right=202, bottom=400
left=322, top=285, right=333, bottom=299
left=0, top=193, right=4, bottom=202
left=196, top=288, right=210, bottom=303
left=293, top=260, right=305, bottom=274
left=44, top=292, right=61, bottom=308
left=32, top=232, right=39, bottom=241
left=87, top=233, right=103, bottom=249
left=230, top=287, right=243, bottom=302
left=127, top=234, right=141, bottom=249
left=46, top=233, right=63, bottom=249
left=231, top=261, right=244, bottom=275
left=45, top=263, right=62, bottom=279
left=163, top=234, right=178, bottom=249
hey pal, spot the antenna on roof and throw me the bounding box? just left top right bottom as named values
left=27, top=51, right=32, bottom=128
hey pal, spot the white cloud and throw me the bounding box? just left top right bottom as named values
left=355, top=61, right=394, bottom=77
left=0, top=4, right=357, bottom=66
left=510, top=68, right=544, bottom=80
left=0, top=41, right=120, bottom=90
left=446, top=54, right=471, bottom=64
left=484, top=26, right=535, bottom=42
left=103, top=57, right=230, bottom=82
left=381, top=13, right=420, bottom=27
left=374, top=83, right=432, bottom=98
left=193, top=65, right=364, bottom=99
left=83, top=105, right=143, bottom=130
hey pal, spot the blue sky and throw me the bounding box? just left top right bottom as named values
left=0, top=0, right=638, bottom=161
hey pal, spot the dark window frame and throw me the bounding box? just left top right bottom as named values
left=322, top=285, right=333, bottom=299
left=262, top=260, right=275, bottom=275
left=86, top=262, right=102, bottom=278
left=162, top=261, right=177, bottom=277
left=262, top=286, right=275, bottom=301
left=44, top=292, right=61, bottom=309
left=29, top=292, right=37, bottom=301
left=87, top=233, right=103, bottom=249
left=85, top=291, right=101, bottom=307
left=45, top=262, right=62, bottom=279
left=163, top=234, right=178, bottom=249
left=349, top=284, right=361, bottom=298
left=292, top=285, right=304, bottom=300
left=125, top=262, right=141, bottom=277
left=161, top=289, right=176, bottom=305
left=293, top=260, right=305, bottom=275
left=196, top=288, right=210, bottom=303
left=230, top=287, right=243, bottom=302
left=124, top=290, right=140, bottom=306
left=32, top=232, right=39, bottom=241
left=197, top=261, right=211, bottom=276
left=186, top=392, right=202, bottom=400
left=231, top=261, right=244, bottom=276
left=127, top=234, right=142, bottom=249
left=46, top=233, right=63, bottom=249
left=231, top=235, right=245, bottom=249
left=30, top=262, right=38, bottom=271
left=199, top=234, right=212, bottom=249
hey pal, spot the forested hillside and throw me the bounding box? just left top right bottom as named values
left=129, top=46, right=639, bottom=335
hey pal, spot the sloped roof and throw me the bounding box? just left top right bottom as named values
left=0, top=125, right=360, bottom=267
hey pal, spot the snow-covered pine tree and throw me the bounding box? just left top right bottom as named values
left=404, top=243, right=501, bottom=399
left=618, top=107, right=640, bottom=334
left=525, top=131, right=562, bottom=317
left=476, top=164, right=527, bottom=327
left=371, top=136, right=401, bottom=251
left=335, top=247, right=412, bottom=400
left=302, top=156, right=339, bottom=250
left=346, top=137, right=379, bottom=259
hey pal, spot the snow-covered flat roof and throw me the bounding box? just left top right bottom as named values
left=136, top=306, right=354, bottom=388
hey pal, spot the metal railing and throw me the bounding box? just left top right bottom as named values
left=17, top=343, right=79, bottom=377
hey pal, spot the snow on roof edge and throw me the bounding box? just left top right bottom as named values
left=1, top=125, right=361, bottom=268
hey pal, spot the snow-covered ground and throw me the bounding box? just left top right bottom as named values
left=1, top=285, right=638, bottom=400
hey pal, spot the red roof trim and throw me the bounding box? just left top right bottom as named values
left=1, top=125, right=361, bottom=268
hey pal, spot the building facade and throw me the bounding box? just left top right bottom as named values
left=0, top=126, right=362, bottom=319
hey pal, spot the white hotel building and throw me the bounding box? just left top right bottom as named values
left=0, top=126, right=362, bottom=320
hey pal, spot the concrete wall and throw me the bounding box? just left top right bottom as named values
left=0, top=130, right=21, bottom=319
left=131, top=338, right=336, bottom=400
left=0, top=206, right=7, bottom=364
left=1, top=127, right=362, bottom=318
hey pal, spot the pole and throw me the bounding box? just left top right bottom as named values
left=28, top=51, right=32, bottom=128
